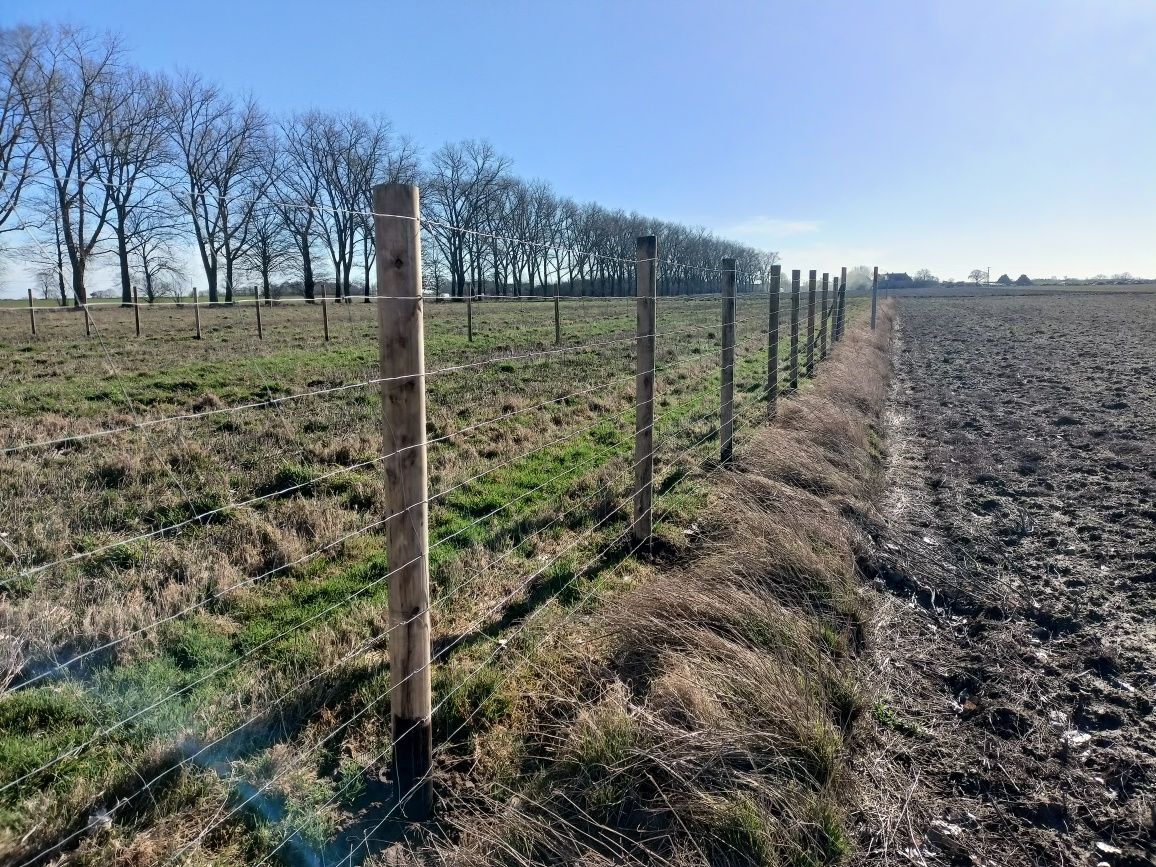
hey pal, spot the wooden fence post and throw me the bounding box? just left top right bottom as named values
left=321, top=283, right=330, bottom=342
left=254, top=286, right=263, bottom=340
left=805, top=269, right=816, bottom=378
left=720, top=257, right=736, bottom=463
left=467, top=283, right=474, bottom=342
left=83, top=303, right=91, bottom=338
left=192, top=287, right=202, bottom=340
left=789, top=269, right=800, bottom=390
left=373, top=182, right=433, bottom=821
left=767, top=264, right=781, bottom=418
left=553, top=282, right=561, bottom=345
left=820, top=272, right=829, bottom=360
left=27, top=286, right=36, bottom=336
left=829, top=276, right=838, bottom=346
left=633, top=235, right=657, bottom=543
left=871, top=265, right=879, bottom=330
left=836, top=266, right=848, bottom=341
left=132, top=284, right=141, bottom=338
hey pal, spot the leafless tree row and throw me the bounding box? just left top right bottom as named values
left=1, top=23, right=775, bottom=307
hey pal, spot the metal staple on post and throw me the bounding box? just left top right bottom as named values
left=720, top=257, right=736, bottom=463
left=632, top=235, right=657, bottom=543
left=789, top=269, right=800, bottom=390
left=805, top=269, right=816, bottom=377
left=820, top=272, right=829, bottom=360
left=767, top=264, right=781, bottom=418
left=373, top=182, right=434, bottom=821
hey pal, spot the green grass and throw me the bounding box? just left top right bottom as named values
left=0, top=294, right=867, bottom=864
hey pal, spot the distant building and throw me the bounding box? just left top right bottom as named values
left=996, top=274, right=1013, bottom=285
left=879, top=272, right=914, bottom=290
left=1014, top=274, right=1033, bottom=286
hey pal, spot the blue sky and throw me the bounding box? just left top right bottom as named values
left=3, top=0, right=1155, bottom=284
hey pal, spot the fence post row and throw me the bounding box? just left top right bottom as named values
left=633, top=235, right=657, bottom=543
left=805, top=269, right=817, bottom=378
left=27, top=286, right=36, bottom=336
left=767, top=264, right=781, bottom=418
left=820, top=272, right=829, bottom=360
left=373, top=182, right=434, bottom=821
left=871, top=265, right=879, bottom=330
left=789, top=269, right=800, bottom=390
left=719, top=257, right=736, bottom=464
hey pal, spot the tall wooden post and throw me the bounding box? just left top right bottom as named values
left=720, top=258, right=736, bottom=463
left=832, top=276, right=841, bottom=349
left=254, top=286, right=263, bottom=340
left=837, top=266, right=848, bottom=341
left=871, top=265, right=879, bottom=330
left=633, top=235, right=657, bottom=543
left=373, top=182, right=433, bottom=821
left=27, top=287, right=36, bottom=336
left=820, top=272, right=829, bottom=360
left=321, top=283, right=330, bottom=342
left=83, top=304, right=91, bottom=338
left=789, top=269, right=800, bottom=390
left=132, top=284, right=141, bottom=338
left=805, top=269, right=817, bottom=378
left=192, top=286, right=202, bottom=340
left=553, top=282, right=561, bottom=345
left=767, top=264, right=781, bottom=417
left=467, top=283, right=474, bottom=342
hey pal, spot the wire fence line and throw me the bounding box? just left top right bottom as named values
left=0, top=179, right=879, bottom=865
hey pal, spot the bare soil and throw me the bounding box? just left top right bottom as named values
left=859, top=292, right=1156, bottom=866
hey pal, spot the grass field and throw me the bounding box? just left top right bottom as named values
left=0, top=293, right=859, bottom=865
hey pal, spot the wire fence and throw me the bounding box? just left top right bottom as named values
left=0, top=181, right=879, bottom=865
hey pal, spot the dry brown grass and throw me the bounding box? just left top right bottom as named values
left=414, top=307, right=897, bottom=866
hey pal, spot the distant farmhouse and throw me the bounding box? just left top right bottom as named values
left=879, top=272, right=914, bottom=290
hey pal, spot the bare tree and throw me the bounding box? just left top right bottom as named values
left=968, top=268, right=985, bottom=285
left=243, top=202, right=295, bottom=302
left=98, top=67, right=171, bottom=305
left=424, top=139, right=511, bottom=298
left=7, top=24, right=125, bottom=305
left=167, top=72, right=270, bottom=303
left=0, top=28, right=33, bottom=239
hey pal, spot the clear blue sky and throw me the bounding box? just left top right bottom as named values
left=4, top=0, right=1155, bottom=282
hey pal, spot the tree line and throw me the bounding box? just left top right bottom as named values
left=0, top=23, right=776, bottom=308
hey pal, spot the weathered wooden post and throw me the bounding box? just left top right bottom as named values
left=254, top=286, right=263, bottom=340
left=805, top=269, right=817, bottom=378
left=83, top=303, right=91, bottom=338
left=373, top=182, right=433, bottom=820
left=820, top=272, right=829, bottom=360
left=132, top=284, right=141, bottom=338
left=871, top=265, right=879, bottom=330
left=836, top=266, right=848, bottom=341
left=720, top=258, right=736, bottom=463
left=767, top=264, right=781, bottom=418
left=789, top=269, right=800, bottom=390
left=633, top=235, right=657, bottom=543
left=27, top=287, right=36, bottom=336
left=829, top=276, right=839, bottom=347
left=321, top=283, right=330, bottom=342
left=467, top=283, right=474, bottom=342
left=553, top=282, right=561, bottom=345
left=192, top=286, right=202, bottom=340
